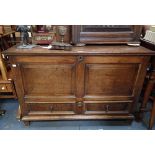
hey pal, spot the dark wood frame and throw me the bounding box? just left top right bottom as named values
left=72, top=25, right=142, bottom=45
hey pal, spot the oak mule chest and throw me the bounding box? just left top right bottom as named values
left=3, top=45, right=154, bottom=126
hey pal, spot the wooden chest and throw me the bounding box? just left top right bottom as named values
left=3, top=45, right=155, bottom=125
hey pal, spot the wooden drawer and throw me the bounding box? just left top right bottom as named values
left=27, top=103, right=76, bottom=115
left=0, top=83, right=13, bottom=92
left=84, top=102, right=131, bottom=114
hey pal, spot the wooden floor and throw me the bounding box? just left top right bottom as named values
left=0, top=99, right=154, bottom=130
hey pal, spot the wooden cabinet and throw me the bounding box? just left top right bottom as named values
left=4, top=45, right=155, bottom=125
left=72, top=25, right=142, bottom=44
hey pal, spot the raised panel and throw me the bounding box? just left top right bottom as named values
left=21, top=63, right=76, bottom=96
left=85, top=63, right=139, bottom=96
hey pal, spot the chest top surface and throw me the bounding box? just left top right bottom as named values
left=2, top=44, right=155, bottom=56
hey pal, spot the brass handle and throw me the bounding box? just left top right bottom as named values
left=77, top=102, right=83, bottom=107
left=1, top=86, right=5, bottom=90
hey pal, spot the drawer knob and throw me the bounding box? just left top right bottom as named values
left=77, top=102, right=83, bottom=107
left=50, top=106, right=53, bottom=111
left=1, top=86, right=5, bottom=90
left=105, top=105, right=109, bottom=112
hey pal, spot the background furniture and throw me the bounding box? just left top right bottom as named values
left=31, top=25, right=71, bottom=45
left=0, top=25, right=16, bottom=51
left=0, top=51, right=17, bottom=98
left=0, top=26, right=17, bottom=98
left=0, top=26, right=17, bottom=114
left=139, top=38, right=155, bottom=129
left=0, top=35, right=17, bottom=99
left=3, top=45, right=154, bottom=126
left=72, top=25, right=142, bottom=45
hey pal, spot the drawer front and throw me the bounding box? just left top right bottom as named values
left=27, top=103, right=76, bottom=115
left=0, top=83, right=12, bottom=92
left=84, top=102, right=131, bottom=114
